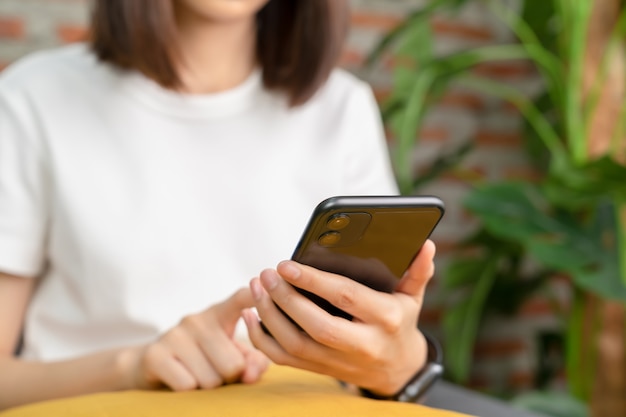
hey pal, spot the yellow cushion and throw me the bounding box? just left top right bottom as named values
left=1, top=365, right=473, bottom=417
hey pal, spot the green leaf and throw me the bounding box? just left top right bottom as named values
left=443, top=257, right=487, bottom=290
left=463, top=182, right=626, bottom=301
left=550, top=156, right=626, bottom=198
left=396, top=17, right=433, bottom=63
left=443, top=256, right=499, bottom=382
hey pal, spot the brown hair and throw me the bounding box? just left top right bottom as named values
left=90, top=0, right=349, bottom=106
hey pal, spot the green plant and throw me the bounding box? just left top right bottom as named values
left=368, top=0, right=626, bottom=415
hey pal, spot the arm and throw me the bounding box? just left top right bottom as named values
left=0, top=274, right=268, bottom=411
left=0, top=271, right=137, bottom=410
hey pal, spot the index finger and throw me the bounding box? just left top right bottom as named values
left=214, top=288, right=255, bottom=326
left=275, top=261, right=399, bottom=325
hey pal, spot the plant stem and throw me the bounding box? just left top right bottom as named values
left=563, top=0, right=592, bottom=164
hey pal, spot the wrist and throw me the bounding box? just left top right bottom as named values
left=360, top=331, right=443, bottom=402
left=114, top=345, right=145, bottom=390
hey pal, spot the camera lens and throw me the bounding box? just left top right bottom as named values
left=327, top=214, right=350, bottom=231
left=318, top=231, right=341, bottom=246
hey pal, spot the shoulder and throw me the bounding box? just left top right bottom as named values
left=0, top=44, right=105, bottom=98
left=315, top=68, right=376, bottom=106
left=297, top=68, right=379, bottom=124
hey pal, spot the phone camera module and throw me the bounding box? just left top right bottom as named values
left=318, top=231, right=341, bottom=247
left=327, top=214, right=350, bottom=231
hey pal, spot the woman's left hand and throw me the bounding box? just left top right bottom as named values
left=243, top=240, right=436, bottom=396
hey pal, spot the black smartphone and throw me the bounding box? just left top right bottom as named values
left=288, top=195, right=445, bottom=321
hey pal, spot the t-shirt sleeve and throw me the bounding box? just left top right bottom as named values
left=0, top=88, right=49, bottom=277
left=342, top=81, right=399, bottom=196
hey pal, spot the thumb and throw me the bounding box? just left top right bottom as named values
left=214, top=287, right=255, bottom=326
left=395, top=239, right=436, bottom=300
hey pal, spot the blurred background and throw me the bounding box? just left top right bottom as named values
left=1, top=1, right=624, bottom=417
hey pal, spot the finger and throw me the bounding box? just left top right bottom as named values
left=243, top=308, right=366, bottom=385
left=249, top=278, right=350, bottom=365
left=213, top=287, right=255, bottom=329
left=194, top=323, right=247, bottom=384
left=257, top=269, right=375, bottom=352
left=162, top=326, right=222, bottom=389
left=273, top=261, right=399, bottom=325
left=394, top=239, right=436, bottom=301
left=234, top=339, right=270, bottom=384
left=242, top=307, right=329, bottom=373
left=143, top=343, right=199, bottom=391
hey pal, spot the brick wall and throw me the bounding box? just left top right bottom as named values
left=0, top=0, right=560, bottom=397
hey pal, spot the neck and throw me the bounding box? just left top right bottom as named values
left=174, top=11, right=258, bottom=94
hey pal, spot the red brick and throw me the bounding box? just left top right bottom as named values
left=518, top=298, right=554, bottom=316
left=507, top=371, right=535, bottom=389
left=466, top=375, right=490, bottom=390
left=372, top=87, right=391, bottom=103
left=0, top=17, right=25, bottom=39
left=431, top=19, right=494, bottom=41
left=502, top=167, right=543, bottom=181
left=439, top=92, right=486, bottom=111
left=475, top=130, right=523, bottom=147
left=339, top=48, right=365, bottom=68
left=420, top=127, right=450, bottom=142
left=474, top=339, right=527, bottom=358
left=351, top=12, right=403, bottom=31
left=383, top=55, right=417, bottom=70
left=473, top=61, right=536, bottom=79
left=0, top=61, right=9, bottom=72
left=57, top=24, right=88, bottom=43
left=501, top=100, right=521, bottom=114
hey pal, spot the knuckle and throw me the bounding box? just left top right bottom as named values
left=170, top=376, right=198, bottom=392
left=164, top=325, right=187, bottom=344
left=143, top=343, right=165, bottom=365
left=380, top=305, right=403, bottom=334
left=234, top=287, right=250, bottom=302
left=270, top=351, right=292, bottom=367
left=357, top=342, right=386, bottom=364
left=314, top=322, right=340, bottom=346
left=334, top=284, right=356, bottom=310
left=284, top=336, right=308, bottom=358
left=180, top=314, right=203, bottom=331
left=281, top=290, right=300, bottom=310
left=198, top=375, right=222, bottom=390
left=222, top=357, right=246, bottom=380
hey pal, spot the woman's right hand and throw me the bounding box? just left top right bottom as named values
left=123, top=288, right=269, bottom=391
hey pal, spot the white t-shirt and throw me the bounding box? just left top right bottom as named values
left=0, top=44, right=398, bottom=361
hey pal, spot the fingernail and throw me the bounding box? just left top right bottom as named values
left=242, top=309, right=256, bottom=327
left=250, top=279, right=263, bottom=301
left=260, top=269, right=279, bottom=290
left=278, top=261, right=301, bottom=280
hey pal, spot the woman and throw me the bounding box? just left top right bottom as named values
left=0, top=0, right=437, bottom=410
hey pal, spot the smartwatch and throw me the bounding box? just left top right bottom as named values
left=359, top=331, right=444, bottom=403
